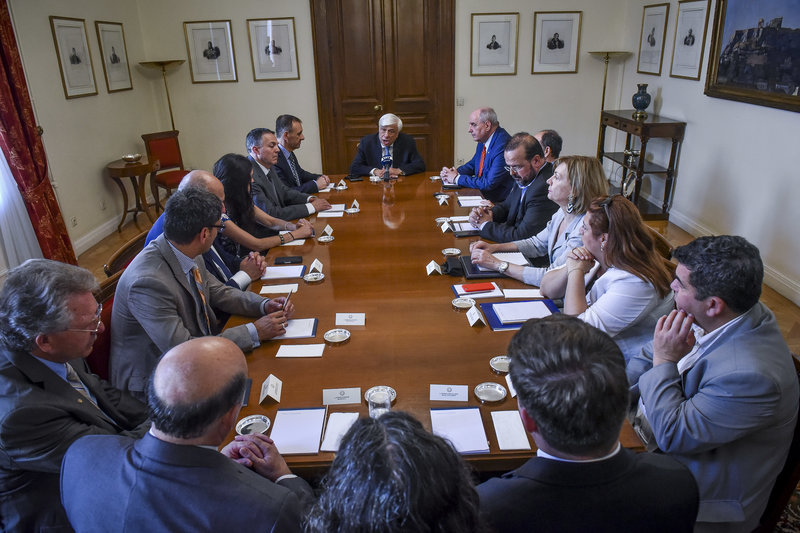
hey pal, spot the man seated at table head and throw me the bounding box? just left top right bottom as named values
left=440, top=107, right=513, bottom=202
left=627, top=235, right=799, bottom=532
left=274, top=114, right=331, bottom=193
left=63, top=337, right=312, bottom=532
left=246, top=127, right=331, bottom=220
left=145, top=170, right=266, bottom=292
left=110, top=187, right=293, bottom=401
left=533, top=129, right=562, bottom=164
left=468, top=132, right=558, bottom=244
left=0, top=259, right=150, bottom=532
left=349, top=112, right=426, bottom=179
left=477, top=314, right=699, bottom=532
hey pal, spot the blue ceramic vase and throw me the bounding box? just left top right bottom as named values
left=632, top=84, right=651, bottom=120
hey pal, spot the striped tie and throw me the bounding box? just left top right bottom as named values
left=66, top=364, right=95, bottom=404
left=287, top=152, right=301, bottom=186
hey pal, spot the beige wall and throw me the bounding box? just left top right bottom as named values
left=7, top=0, right=800, bottom=304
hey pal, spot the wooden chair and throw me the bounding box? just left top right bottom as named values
left=141, top=130, right=189, bottom=212
left=85, top=271, right=121, bottom=380
left=753, top=354, right=800, bottom=532
left=103, top=229, right=148, bottom=277
left=645, top=224, right=674, bottom=262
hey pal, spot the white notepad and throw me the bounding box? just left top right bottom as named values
left=430, top=407, right=490, bottom=454
left=320, top=412, right=359, bottom=452
left=454, top=222, right=475, bottom=232
left=491, top=410, right=532, bottom=450
left=317, top=211, right=344, bottom=218
left=328, top=203, right=346, bottom=212
left=449, top=215, right=470, bottom=222
left=493, top=301, right=553, bottom=324
left=262, top=265, right=305, bottom=280
left=503, top=288, right=542, bottom=299
left=476, top=252, right=529, bottom=272
left=457, top=196, right=484, bottom=207
left=272, top=318, right=317, bottom=340
left=259, top=283, right=299, bottom=295
left=276, top=344, right=325, bottom=358
left=270, top=408, right=325, bottom=454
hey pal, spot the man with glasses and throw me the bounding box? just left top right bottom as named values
left=111, top=188, right=293, bottom=401
left=0, top=259, right=150, bottom=532
left=468, top=133, right=558, bottom=244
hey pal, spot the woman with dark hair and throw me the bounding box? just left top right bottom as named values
left=305, top=411, right=486, bottom=533
left=471, top=155, right=609, bottom=286
left=540, top=194, right=674, bottom=362
left=212, top=153, right=313, bottom=257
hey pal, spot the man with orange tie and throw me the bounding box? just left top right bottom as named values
left=441, top=107, right=513, bottom=202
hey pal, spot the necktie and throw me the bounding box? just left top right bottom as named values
left=478, top=145, right=487, bottom=177
left=66, top=364, right=94, bottom=403
left=287, top=152, right=300, bottom=186
left=192, top=267, right=212, bottom=335
left=208, top=247, right=232, bottom=282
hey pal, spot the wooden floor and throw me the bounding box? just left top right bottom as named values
left=77, top=213, right=800, bottom=355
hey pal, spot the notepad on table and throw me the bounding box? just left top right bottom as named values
left=320, top=412, right=359, bottom=452
left=430, top=407, right=490, bottom=454
left=272, top=318, right=317, bottom=340
left=493, top=301, right=554, bottom=324
left=328, top=203, right=346, bottom=212
left=491, top=410, right=532, bottom=450
left=503, top=288, right=542, bottom=299
left=259, top=283, right=299, bottom=295
left=452, top=282, right=503, bottom=299
left=457, top=196, right=484, bottom=208
left=317, top=211, right=344, bottom=218
left=276, top=344, right=325, bottom=358
left=262, top=265, right=306, bottom=280
left=270, top=408, right=325, bottom=455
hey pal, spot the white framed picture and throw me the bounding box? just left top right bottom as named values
left=471, top=13, right=519, bottom=76
left=95, top=21, right=132, bottom=92
left=49, top=16, right=97, bottom=99
left=183, top=20, right=237, bottom=83
left=637, top=3, right=671, bottom=75
left=247, top=18, right=300, bottom=81
left=532, top=11, right=582, bottom=74
left=670, top=0, right=710, bottom=80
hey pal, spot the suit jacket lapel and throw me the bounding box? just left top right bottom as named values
left=507, top=187, right=523, bottom=224
left=153, top=236, right=212, bottom=335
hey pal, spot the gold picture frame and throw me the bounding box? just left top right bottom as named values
left=49, top=16, right=97, bottom=99
left=183, top=20, right=238, bottom=83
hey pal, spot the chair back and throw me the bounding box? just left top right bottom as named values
left=644, top=224, right=674, bottom=261
left=141, top=130, right=184, bottom=170
left=103, top=230, right=148, bottom=277
left=754, top=353, right=800, bottom=532
left=85, top=271, right=121, bottom=380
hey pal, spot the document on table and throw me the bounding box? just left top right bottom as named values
left=453, top=222, right=476, bottom=232
left=328, top=203, right=346, bottom=212
left=272, top=318, right=317, bottom=340
left=476, top=252, right=529, bottom=271
left=262, top=265, right=306, bottom=280
left=260, top=283, right=299, bottom=295
left=491, top=410, right=532, bottom=450
left=317, top=211, right=344, bottom=218
left=493, top=301, right=553, bottom=324
left=276, top=344, right=325, bottom=358
left=453, top=282, right=503, bottom=299
left=320, top=412, right=359, bottom=452
left=457, top=196, right=484, bottom=208
left=270, top=408, right=325, bottom=455
left=449, top=215, right=470, bottom=222
left=430, top=407, right=490, bottom=454
left=503, top=288, right=542, bottom=299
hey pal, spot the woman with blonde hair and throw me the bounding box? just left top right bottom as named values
left=471, top=155, right=609, bottom=286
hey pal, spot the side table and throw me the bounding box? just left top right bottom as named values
left=106, top=157, right=160, bottom=232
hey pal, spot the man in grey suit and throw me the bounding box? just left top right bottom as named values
left=110, top=187, right=294, bottom=401
left=247, top=127, right=331, bottom=220
left=63, top=336, right=313, bottom=532
left=0, top=259, right=149, bottom=532
left=628, top=235, right=799, bottom=532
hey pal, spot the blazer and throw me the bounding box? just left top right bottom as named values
left=456, top=127, right=512, bottom=203
left=349, top=132, right=425, bottom=176
left=477, top=447, right=698, bottom=532
left=0, top=350, right=148, bottom=532
left=480, top=162, right=558, bottom=243
left=61, top=433, right=314, bottom=533
left=629, top=302, right=799, bottom=531
left=110, top=235, right=266, bottom=400
left=250, top=156, right=312, bottom=221
left=514, top=210, right=585, bottom=287
left=274, top=147, right=321, bottom=194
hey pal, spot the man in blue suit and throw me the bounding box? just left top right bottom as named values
left=274, top=114, right=331, bottom=194
left=441, top=107, right=513, bottom=202
left=349, top=113, right=426, bottom=178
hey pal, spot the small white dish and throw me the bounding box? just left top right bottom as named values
left=236, top=414, right=271, bottom=435
left=452, top=297, right=476, bottom=309
left=303, top=272, right=325, bottom=283
left=490, top=355, right=511, bottom=374
left=324, top=328, right=350, bottom=343
left=318, top=235, right=334, bottom=243
left=364, top=385, right=397, bottom=404
left=474, top=382, right=507, bottom=403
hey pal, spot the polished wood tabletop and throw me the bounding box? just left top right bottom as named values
left=227, top=174, right=643, bottom=477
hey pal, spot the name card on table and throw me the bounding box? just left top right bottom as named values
left=309, top=258, right=323, bottom=273
left=430, top=384, right=468, bottom=402
left=259, top=374, right=283, bottom=404
left=351, top=199, right=360, bottom=210
left=466, top=305, right=486, bottom=326
left=336, top=179, right=347, bottom=188
left=336, top=313, right=366, bottom=326
left=438, top=195, right=449, bottom=206
left=322, top=224, right=334, bottom=236
left=440, top=221, right=453, bottom=233
left=322, top=387, right=362, bottom=405
left=426, top=260, right=442, bottom=275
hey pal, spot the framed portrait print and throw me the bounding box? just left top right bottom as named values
left=532, top=11, right=582, bottom=74
left=670, top=0, right=710, bottom=80
left=49, top=16, right=97, bottom=99
left=471, top=13, right=519, bottom=76
left=183, top=20, right=237, bottom=83
left=247, top=18, right=300, bottom=81
left=637, top=3, right=670, bottom=75
left=705, top=0, right=800, bottom=113
left=94, top=21, right=132, bottom=92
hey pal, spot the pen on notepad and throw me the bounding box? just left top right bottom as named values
left=282, top=290, right=292, bottom=311
left=319, top=404, right=329, bottom=448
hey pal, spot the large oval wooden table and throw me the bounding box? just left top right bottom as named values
left=226, top=174, right=643, bottom=479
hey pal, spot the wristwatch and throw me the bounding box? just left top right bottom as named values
left=497, top=261, right=509, bottom=274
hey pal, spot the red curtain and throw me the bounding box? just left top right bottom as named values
left=0, top=1, right=77, bottom=264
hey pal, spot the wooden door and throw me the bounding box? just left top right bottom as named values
left=310, top=0, right=454, bottom=173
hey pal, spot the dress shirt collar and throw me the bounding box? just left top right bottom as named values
left=483, top=130, right=496, bottom=151
left=147, top=427, right=219, bottom=451
left=31, top=355, right=68, bottom=381
left=167, top=239, right=199, bottom=276
left=676, top=308, right=750, bottom=374
left=254, top=159, right=271, bottom=179
left=278, top=144, right=292, bottom=160
left=537, top=442, right=621, bottom=463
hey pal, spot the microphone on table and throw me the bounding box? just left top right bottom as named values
left=381, top=154, right=393, bottom=181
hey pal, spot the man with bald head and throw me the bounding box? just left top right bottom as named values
left=62, top=337, right=312, bottom=531
left=111, top=187, right=293, bottom=400
left=534, top=129, right=562, bottom=164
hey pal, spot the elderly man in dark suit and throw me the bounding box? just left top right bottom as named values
left=63, top=336, right=313, bottom=532
left=468, top=132, right=558, bottom=243
left=247, top=127, right=331, bottom=220
left=0, top=259, right=150, bottom=532
left=110, top=188, right=293, bottom=401
left=274, top=114, right=331, bottom=193
left=349, top=113, right=425, bottom=178
left=477, top=315, right=699, bottom=532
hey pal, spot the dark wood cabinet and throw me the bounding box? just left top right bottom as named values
left=597, top=110, right=686, bottom=220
